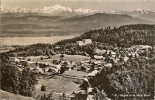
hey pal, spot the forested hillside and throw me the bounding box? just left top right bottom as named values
left=54, top=24, right=155, bottom=55
left=80, top=55, right=155, bottom=99
left=4, top=24, right=155, bottom=57
left=56, top=24, right=155, bottom=46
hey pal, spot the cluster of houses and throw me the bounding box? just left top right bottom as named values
left=9, top=57, right=27, bottom=69
left=9, top=56, right=76, bottom=75
left=9, top=44, right=152, bottom=81
left=85, top=45, right=151, bottom=77
left=34, top=59, right=76, bottom=75
left=9, top=57, right=27, bottom=63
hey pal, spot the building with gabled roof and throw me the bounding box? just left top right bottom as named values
left=94, top=55, right=103, bottom=60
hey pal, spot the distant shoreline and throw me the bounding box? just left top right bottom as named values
left=0, top=35, right=79, bottom=38
left=1, top=36, right=76, bottom=46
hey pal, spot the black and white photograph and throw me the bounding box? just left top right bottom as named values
left=1, top=0, right=155, bottom=100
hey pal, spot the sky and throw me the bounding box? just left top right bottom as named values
left=1, top=0, right=155, bottom=11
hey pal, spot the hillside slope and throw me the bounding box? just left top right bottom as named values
left=4, top=24, right=155, bottom=57
left=0, top=90, right=35, bottom=100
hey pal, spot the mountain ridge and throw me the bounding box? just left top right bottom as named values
left=1, top=5, right=99, bottom=15
left=1, top=12, right=152, bottom=37
left=2, top=5, right=154, bottom=16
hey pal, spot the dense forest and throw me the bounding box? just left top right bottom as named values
left=1, top=64, right=38, bottom=97
left=55, top=24, right=155, bottom=47
left=1, top=53, right=38, bottom=97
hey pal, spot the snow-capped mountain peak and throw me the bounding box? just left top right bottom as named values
left=41, top=4, right=73, bottom=14
left=74, top=8, right=99, bottom=14
left=1, top=7, right=31, bottom=13
left=133, top=8, right=149, bottom=14
left=2, top=5, right=155, bottom=16
left=1, top=5, right=100, bottom=15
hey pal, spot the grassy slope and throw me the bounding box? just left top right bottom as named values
left=35, top=75, right=83, bottom=99
left=26, top=54, right=90, bottom=63
left=0, top=90, right=35, bottom=100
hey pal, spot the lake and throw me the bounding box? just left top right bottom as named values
left=1, top=36, right=75, bottom=46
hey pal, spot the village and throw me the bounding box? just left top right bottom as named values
left=8, top=38, right=152, bottom=100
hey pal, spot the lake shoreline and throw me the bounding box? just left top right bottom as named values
left=1, top=36, right=76, bottom=46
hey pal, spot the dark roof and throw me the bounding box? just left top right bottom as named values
left=75, top=93, right=88, bottom=100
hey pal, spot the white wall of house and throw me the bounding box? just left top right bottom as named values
left=82, top=39, right=92, bottom=44
left=9, top=57, right=20, bottom=62
left=76, top=39, right=92, bottom=46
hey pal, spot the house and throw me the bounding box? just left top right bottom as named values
left=53, top=59, right=60, bottom=64
left=111, top=51, right=117, bottom=58
left=20, top=59, right=27, bottom=62
left=17, top=64, right=24, bottom=69
left=51, top=64, right=61, bottom=70
left=106, top=50, right=111, bottom=55
left=106, top=50, right=117, bottom=57
left=55, top=46, right=61, bottom=49
left=87, top=94, right=94, bottom=100
left=95, top=49, right=106, bottom=55
left=139, top=45, right=151, bottom=50
left=68, top=91, right=76, bottom=100
left=17, top=57, right=26, bottom=60
left=105, top=63, right=112, bottom=68
left=94, top=55, right=103, bottom=60
left=87, top=70, right=98, bottom=77
left=82, top=39, right=92, bottom=44
left=124, top=56, right=129, bottom=62
left=76, top=39, right=92, bottom=46
left=128, top=52, right=139, bottom=58
left=127, top=45, right=151, bottom=51
left=76, top=41, right=85, bottom=46
left=45, top=67, right=59, bottom=74
left=87, top=88, right=94, bottom=94
left=42, top=56, right=49, bottom=59
left=74, top=93, right=88, bottom=100
left=63, top=61, right=71, bottom=66
left=137, top=45, right=152, bottom=53
left=33, top=67, right=44, bottom=74
left=93, top=61, right=102, bottom=65
left=9, top=57, right=20, bottom=63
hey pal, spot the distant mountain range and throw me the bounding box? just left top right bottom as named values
left=104, top=9, right=155, bottom=22
left=1, top=5, right=155, bottom=37
left=1, top=5, right=99, bottom=15
left=2, top=5, right=155, bottom=18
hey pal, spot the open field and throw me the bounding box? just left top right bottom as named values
left=27, top=54, right=90, bottom=63
left=0, top=90, right=35, bottom=100
left=35, top=75, right=83, bottom=99
left=0, top=46, right=15, bottom=53
left=27, top=54, right=88, bottom=99
left=63, top=70, right=87, bottom=78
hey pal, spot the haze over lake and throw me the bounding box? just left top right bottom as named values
left=1, top=36, right=75, bottom=46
